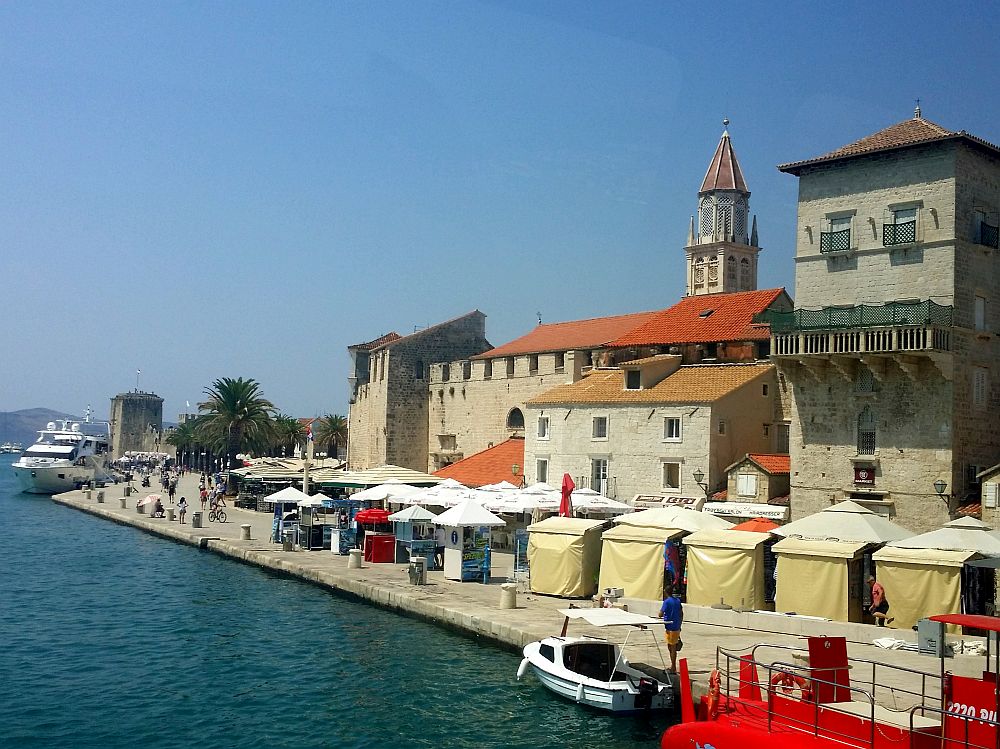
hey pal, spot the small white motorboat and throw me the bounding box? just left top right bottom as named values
left=517, top=607, right=675, bottom=713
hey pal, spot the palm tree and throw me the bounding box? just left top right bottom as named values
left=197, top=377, right=276, bottom=468
left=165, top=420, right=197, bottom=467
left=272, top=414, right=306, bottom=457
left=314, top=413, right=348, bottom=459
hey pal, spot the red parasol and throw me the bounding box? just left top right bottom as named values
left=559, top=473, right=575, bottom=518
left=731, top=517, right=780, bottom=533
left=355, top=508, right=391, bottom=524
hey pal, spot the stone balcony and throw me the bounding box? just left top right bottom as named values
left=755, top=301, right=954, bottom=381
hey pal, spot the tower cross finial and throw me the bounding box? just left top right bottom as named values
left=722, top=117, right=730, bottom=132
left=914, top=99, right=921, bottom=119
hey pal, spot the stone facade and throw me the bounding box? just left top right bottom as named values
left=348, top=311, right=489, bottom=471
left=776, top=118, right=1000, bottom=532
left=524, top=363, right=778, bottom=501
left=110, top=391, right=163, bottom=458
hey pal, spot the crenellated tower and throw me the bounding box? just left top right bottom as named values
left=685, top=119, right=761, bottom=296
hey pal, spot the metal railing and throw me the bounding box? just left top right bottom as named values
left=981, top=222, right=1000, bottom=249
left=884, top=221, right=917, bottom=246
left=821, top=228, right=852, bottom=253
left=756, top=300, right=953, bottom=333
left=910, top=703, right=1000, bottom=749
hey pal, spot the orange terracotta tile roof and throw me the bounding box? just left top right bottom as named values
left=473, top=310, right=659, bottom=359
left=747, top=454, right=790, bottom=475
left=779, top=114, right=1000, bottom=174
left=528, top=362, right=773, bottom=406
left=349, top=332, right=401, bottom=351
left=701, top=130, right=748, bottom=193
left=432, top=437, right=525, bottom=488
left=608, top=289, right=786, bottom=348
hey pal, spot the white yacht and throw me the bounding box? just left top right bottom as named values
left=12, top=415, right=115, bottom=494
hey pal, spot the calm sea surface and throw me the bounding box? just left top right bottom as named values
left=0, top=457, right=667, bottom=748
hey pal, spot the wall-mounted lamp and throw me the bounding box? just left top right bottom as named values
left=933, top=479, right=947, bottom=496
left=692, top=468, right=710, bottom=499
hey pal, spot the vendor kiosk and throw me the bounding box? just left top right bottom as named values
left=435, top=500, right=506, bottom=582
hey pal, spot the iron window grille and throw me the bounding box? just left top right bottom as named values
left=820, top=228, right=852, bottom=253
left=981, top=221, right=999, bottom=249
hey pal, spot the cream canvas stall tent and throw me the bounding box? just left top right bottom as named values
left=682, top=529, right=772, bottom=610
left=526, top=517, right=606, bottom=598
left=772, top=538, right=870, bottom=622
left=598, top=524, right=685, bottom=601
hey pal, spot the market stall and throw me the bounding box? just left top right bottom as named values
left=772, top=538, right=870, bottom=621
left=682, top=529, right=772, bottom=610
left=598, top=524, right=685, bottom=601
left=356, top=508, right=394, bottom=563
left=526, top=516, right=606, bottom=598
left=388, top=504, right=439, bottom=566
left=434, top=500, right=505, bottom=582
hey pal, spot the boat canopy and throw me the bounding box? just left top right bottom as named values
left=558, top=608, right=663, bottom=628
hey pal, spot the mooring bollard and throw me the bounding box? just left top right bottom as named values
left=500, top=583, right=517, bottom=610
left=166, top=507, right=175, bottom=522
left=348, top=548, right=363, bottom=569
left=97, top=490, right=105, bottom=503
left=240, top=524, right=251, bottom=541
left=85, top=489, right=92, bottom=500
left=119, top=497, right=127, bottom=509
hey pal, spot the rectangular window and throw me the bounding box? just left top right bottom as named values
left=718, top=420, right=727, bottom=435
left=663, top=417, right=681, bottom=442
left=625, top=370, right=641, bottom=390
left=528, top=354, right=539, bottom=373
left=775, top=423, right=790, bottom=454
left=883, top=207, right=917, bottom=246
left=762, top=384, right=769, bottom=396
left=536, top=416, right=550, bottom=440
left=484, top=359, right=493, bottom=379
left=736, top=473, right=758, bottom=497
left=462, top=360, right=472, bottom=380
left=554, top=352, right=565, bottom=372
left=591, top=459, right=609, bottom=495
left=441, top=363, right=450, bottom=381
left=592, top=416, right=608, bottom=439
left=661, top=461, right=680, bottom=490
left=506, top=357, right=515, bottom=378
left=536, top=459, right=548, bottom=485
left=820, top=215, right=852, bottom=253
left=974, top=367, right=989, bottom=408
left=976, top=295, right=987, bottom=332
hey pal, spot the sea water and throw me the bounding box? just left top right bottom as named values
left=0, top=458, right=668, bottom=748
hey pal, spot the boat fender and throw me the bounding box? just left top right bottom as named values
left=575, top=683, right=585, bottom=703
left=770, top=671, right=813, bottom=702
left=516, top=658, right=529, bottom=681
left=707, top=669, right=721, bottom=719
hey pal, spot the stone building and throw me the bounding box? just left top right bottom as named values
left=524, top=357, right=777, bottom=501
left=347, top=311, right=490, bottom=471
left=426, top=311, right=656, bottom=471
left=768, top=109, right=1000, bottom=531
left=686, top=122, right=763, bottom=297
left=110, top=391, right=164, bottom=458
left=705, top=453, right=791, bottom=521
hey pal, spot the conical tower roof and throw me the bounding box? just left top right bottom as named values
left=700, top=121, right=749, bottom=194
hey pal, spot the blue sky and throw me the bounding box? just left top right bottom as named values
left=2, top=1, right=997, bottom=420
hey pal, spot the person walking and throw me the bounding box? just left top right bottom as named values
left=868, top=575, right=893, bottom=626
left=659, top=583, right=683, bottom=673
left=199, top=486, right=209, bottom=510
left=168, top=483, right=176, bottom=504
left=178, top=496, right=188, bottom=524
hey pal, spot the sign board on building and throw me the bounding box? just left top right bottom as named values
left=632, top=494, right=706, bottom=511
left=854, top=465, right=876, bottom=485
left=704, top=501, right=790, bottom=521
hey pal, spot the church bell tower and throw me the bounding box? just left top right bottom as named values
left=685, top=120, right=761, bottom=296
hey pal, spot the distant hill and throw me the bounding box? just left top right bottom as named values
left=0, top=408, right=101, bottom=448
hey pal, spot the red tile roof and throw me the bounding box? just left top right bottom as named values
left=473, top=310, right=658, bottom=359
left=608, top=289, right=786, bottom=348
left=432, top=437, right=525, bottom=488
left=349, top=332, right=401, bottom=351
left=779, top=114, right=1000, bottom=174
left=747, top=454, right=790, bottom=475
left=701, top=130, right=748, bottom=193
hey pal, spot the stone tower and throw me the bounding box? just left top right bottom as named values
left=110, top=391, right=164, bottom=458
left=685, top=120, right=761, bottom=296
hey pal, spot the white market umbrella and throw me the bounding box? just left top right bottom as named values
left=572, top=494, right=634, bottom=514
left=297, top=495, right=327, bottom=507
left=478, top=481, right=520, bottom=492
left=388, top=505, right=439, bottom=523
left=521, top=481, right=558, bottom=495
left=613, top=505, right=733, bottom=533
left=435, top=499, right=506, bottom=528
left=350, top=483, right=421, bottom=503
left=773, top=500, right=912, bottom=544
left=490, top=492, right=560, bottom=515
left=263, top=486, right=311, bottom=504
left=887, top=517, right=1000, bottom=556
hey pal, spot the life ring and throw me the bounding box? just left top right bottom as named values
left=770, top=671, right=813, bottom=701
left=707, top=668, right=721, bottom=718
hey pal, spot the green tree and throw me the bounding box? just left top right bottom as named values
left=314, top=413, right=348, bottom=459
left=197, top=377, right=276, bottom=468
left=272, top=414, right=306, bottom=457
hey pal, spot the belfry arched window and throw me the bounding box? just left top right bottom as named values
left=506, top=408, right=525, bottom=430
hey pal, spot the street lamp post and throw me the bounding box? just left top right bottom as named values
left=692, top=468, right=710, bottom=501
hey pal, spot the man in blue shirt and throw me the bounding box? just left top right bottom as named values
left=659, top=583, right=683, bottom=673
